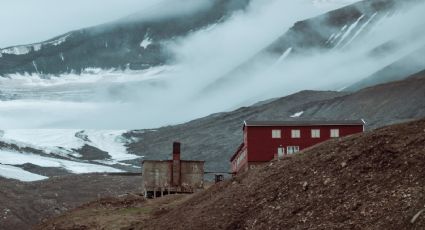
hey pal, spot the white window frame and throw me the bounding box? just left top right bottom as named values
left=287, top=146, right=300, bottom=154
left=272, top=129, right=281, bottom=138
left=311, top=129, right=320, bottom=138
left=330, top=129, right=340, bottom=138
left=291, top=129, right=301, bottom=138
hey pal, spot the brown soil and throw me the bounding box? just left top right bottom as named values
left=35, top=194, right=191, bottom=230
left=0, top=174, right=142, bottom=230
left=134, top=118, right=425, bottom=230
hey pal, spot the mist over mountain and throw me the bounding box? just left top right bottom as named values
left=0, top=0, right=250, bottom=75
left=1, top=2, right=425, bottom=228
left=0, top=0, right=424, bottom=173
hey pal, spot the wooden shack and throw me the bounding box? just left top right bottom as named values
left=142, top=142, right=204, bottom=198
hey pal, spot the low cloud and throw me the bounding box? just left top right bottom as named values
left=1, top=0, right=424, bottom=129
left=0, top=0, right=162, bottom=48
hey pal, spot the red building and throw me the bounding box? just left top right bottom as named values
left=230, top=120, right=365, bottom=174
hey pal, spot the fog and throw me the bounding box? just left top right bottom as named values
left=0, top=0, right=163, bottom=48
left=0, top=0, right=424, bottom=129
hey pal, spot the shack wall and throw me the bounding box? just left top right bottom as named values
left=180, top=161, right=204, bottom=190
left=142, top=161, right=171, bottom=191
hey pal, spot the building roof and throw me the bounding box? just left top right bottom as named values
left=244, top=119, right=365, bottom=127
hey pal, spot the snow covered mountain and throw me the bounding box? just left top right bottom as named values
left=0, top=0, right=250, bottom=76
left=0, top=129, right=141, bottom=181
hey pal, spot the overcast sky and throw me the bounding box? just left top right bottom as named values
left=0, top=0, right=162, bottom=48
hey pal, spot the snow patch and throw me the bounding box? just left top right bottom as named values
left=80, top=130, right=138, bottom=161
left=1, top=129, right=139, bottom=162
left=32, top=61, right=39, bottom=73
left=0, top=66, right=170, bottom=88
left=0, top=164, right=48, bottom=182
left=275, top=47, right=293, bottom=65
left=290, top=111, right=304, bottom=118
left=50, top=34, right=71, bottom=46
left=0, top=34, right=70, bottom=57
left=335, top=15, right=365, bottom=48
left=0, top=150, right=123, bottom=174
left=329, top=25, right=348, bottom=44
left=343, top=12, right=378, bottom=48
left=0, top=46, right=31, bottom=55
left=140, top=36, right=152, bottom=49
left=33, top=44, right=42, bottom=51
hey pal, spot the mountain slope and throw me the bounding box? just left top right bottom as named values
left=126, top=69, right=425, bottom=172
left=0, top=0, right=250, bottom=76
left=345, top=45, right=425, bottom=91
left=202, top=0, right=424, bottom=96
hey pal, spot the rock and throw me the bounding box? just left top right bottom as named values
left=323, top=178, right=331, bottom=185
left=302, top=182, right=309, bottom=191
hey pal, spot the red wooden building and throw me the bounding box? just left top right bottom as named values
left=230, top=120, right=365, bottom=174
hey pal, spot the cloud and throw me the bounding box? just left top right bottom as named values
left=120, top=0, right=214, bottom=23
left=0, top=0, right=162, bottom=48
left=1, top=0, right=424, bottom=129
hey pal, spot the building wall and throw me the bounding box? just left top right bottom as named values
left=142, top=160, right=205, bottom=192
left=142, top=161, right=171, bottom=190
left=246, top=125, right=363, bottom=162
left=231, top=146, right=248, bottom=173
left=181, top=161, right=204, bottom=190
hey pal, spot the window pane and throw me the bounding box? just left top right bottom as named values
left=291, top=130, right=300, bottom=138
left=272, top=130, right=281, bottom=138
left=311, top=129, right=320, bottom=138
left=331, top=129, right=339, bottom=137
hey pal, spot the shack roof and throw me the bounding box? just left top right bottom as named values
left=142, top=160, right=205, bottom=165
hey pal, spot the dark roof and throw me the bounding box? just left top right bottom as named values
left=244, top=120, right=365, bottom=127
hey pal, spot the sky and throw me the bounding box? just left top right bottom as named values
left=0, top=0, right=162, bottom=48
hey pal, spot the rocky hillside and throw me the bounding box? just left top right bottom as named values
left=137, top=118, right=425, bottom=229
left=0, top=174, right=142, bottom=230
left=36, top=118, right=425, bottom=229
left=126, top=69, right=425, bottom=172
left=0, top=0, right=250, bottom=75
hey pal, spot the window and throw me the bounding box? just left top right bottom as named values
left=291, top=129, right=300, bottom=138
left=287, top=146, right=300, bottom=154
left=311, top=129, right=320, bottom=138
left=330, top=129, right=340, bottom=138
left=272, top=129, right=281, bottom=138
